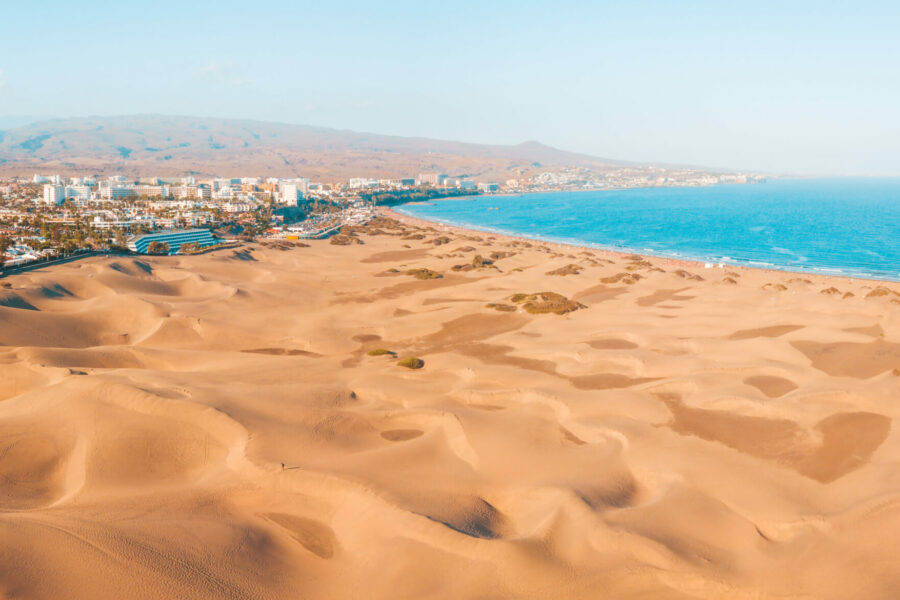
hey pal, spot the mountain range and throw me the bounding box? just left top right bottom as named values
left=0, top=115, right=632, bottom=180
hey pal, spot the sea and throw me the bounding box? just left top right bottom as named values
left=395, top=178, right=900, bottom=281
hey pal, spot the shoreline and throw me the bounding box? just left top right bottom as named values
left=382, top=206, right=900, bottom=288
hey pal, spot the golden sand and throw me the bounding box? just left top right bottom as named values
left=1, top=213, right=899, bottom=599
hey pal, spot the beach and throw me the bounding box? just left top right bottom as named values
left=2, top=214, right=900, bottom=599
left=393, top=179, right=900, bottom=283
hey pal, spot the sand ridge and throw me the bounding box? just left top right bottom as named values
left=1, top=213, right=900, bottom=598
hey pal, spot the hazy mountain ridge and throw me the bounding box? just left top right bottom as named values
left=0, top=115, right=629, bottom=180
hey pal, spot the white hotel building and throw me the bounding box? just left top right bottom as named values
left=42, top=184, right=66, bottom=205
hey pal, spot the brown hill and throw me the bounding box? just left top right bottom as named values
left=0, top=115, right=629, bottom=180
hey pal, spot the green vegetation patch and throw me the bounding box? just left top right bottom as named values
left=486, top=303, right=517, bottom=312
left=146, top=241, right=170, bottom=255
left=367, top=348, right=397, bottom=357
left=397, top=357, right=425, bottom=369
left=180, top=241, right=239, bottom=255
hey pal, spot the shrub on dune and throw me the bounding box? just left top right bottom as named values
left=546, top=264, right=582, bottom=276
left=601, top=272, right=642, bottom=285
left=330, top=234, right=362, bottom=245
left=397, top=357, right=425, bottom=369
left=452, top=255, right=495, bottom=272
left=866, top=286, right=897, bottom=298
left=367, top=348, right=397, bottom=357
left=510, top=291, right=585, bottom=315
left=471, top=254, right=493, bottom=268
left=406, top=268, right=442, bottom=280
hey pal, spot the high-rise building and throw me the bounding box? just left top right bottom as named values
left=100, top=185, right=135, bottom=200
left=42, top=184, right=66, bottom=205
left=279, top=183, right=301, bottom=205
left=418, top=173, right=447, bottom=186
left=348, top=178, right=378, bottom=190
left=133, top=185, right=168, bottom=197
left=65, top=185, right=92, bottom=200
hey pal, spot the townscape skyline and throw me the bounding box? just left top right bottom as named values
left=2, top=1, right=899, bottom=176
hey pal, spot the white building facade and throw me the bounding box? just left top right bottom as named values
left=43, top=184, right=66, bottom=205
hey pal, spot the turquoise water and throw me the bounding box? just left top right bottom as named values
left=395, top=178, right=900, bottom=281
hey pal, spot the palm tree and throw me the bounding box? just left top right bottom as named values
left=147, top=241, right=170, bottom=255
left=0, top=235, right=11, bottom=269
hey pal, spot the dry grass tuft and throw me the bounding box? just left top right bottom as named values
left=624, top=259, right=654, bottom=271
left=330, top=234, right=363, bottom=245
left=510, top=292, right=585, bottom=315
left=486, top=303, right=517, bottom=312
left=406, top=268, right=443, bottom=280
left=452, top=255, right=495, bottom=272
left=601, top=272, right=643, bottom=285
left=673, top=269, right=704, bottom=281
left=866, top=286, right=897, bottom=298
left=546, top=264, right=582, bottom=276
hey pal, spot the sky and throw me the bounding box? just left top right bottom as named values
left=1, top=0, right=899, bottom=175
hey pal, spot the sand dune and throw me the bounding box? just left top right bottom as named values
left=1, top=213, right=900, bottom=599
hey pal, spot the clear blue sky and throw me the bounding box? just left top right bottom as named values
left=1, top=1, right=899, bottom=175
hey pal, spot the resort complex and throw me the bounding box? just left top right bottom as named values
left=126, top=228, right=218, bottom=255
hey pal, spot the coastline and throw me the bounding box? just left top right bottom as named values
left=384, top=193, right=900, bottom=285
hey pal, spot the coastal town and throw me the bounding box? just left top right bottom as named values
left=0, top=166, right=764, bottom=269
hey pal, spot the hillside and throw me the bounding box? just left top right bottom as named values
left=0, top=115, right=627, bottom=180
